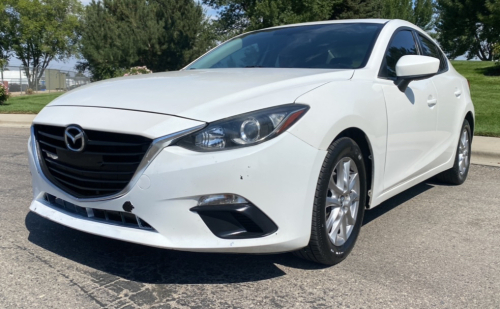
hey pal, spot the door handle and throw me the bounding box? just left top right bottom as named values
left=427, top=97, right=437, bottom=107
left=454, top=89, right=462, bottom=97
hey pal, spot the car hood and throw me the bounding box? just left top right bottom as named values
left=49, top=68, right=354, bottom=122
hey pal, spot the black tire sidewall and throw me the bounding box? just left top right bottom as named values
left=315, top=138, right=367, bottom=263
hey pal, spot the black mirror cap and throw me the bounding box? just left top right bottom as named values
left=395, top=73, right=437, bottom=92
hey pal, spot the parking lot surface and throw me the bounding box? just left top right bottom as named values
left=1, top=127, right=499, bottom=309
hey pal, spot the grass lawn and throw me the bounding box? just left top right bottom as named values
left=0, top=92, right=64, bottom=114
left=451, top=61, right=500, bottom=137
left=0, top=62, right=498, bottom=136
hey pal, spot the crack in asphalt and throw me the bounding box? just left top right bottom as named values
left=12, top=244, right=108, bottom=308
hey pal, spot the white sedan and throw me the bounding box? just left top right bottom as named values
left=28, top=19, right=474, bottom=265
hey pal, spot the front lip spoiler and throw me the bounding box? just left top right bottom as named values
left=31, top=124, right=206, bottom=203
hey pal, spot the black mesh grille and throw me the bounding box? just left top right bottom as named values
left=34, top=125, right=152, bottom=198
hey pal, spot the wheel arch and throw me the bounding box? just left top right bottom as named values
left=465, top=111, right=474, bottom=139
left=334, top=127, right=374, bottom=208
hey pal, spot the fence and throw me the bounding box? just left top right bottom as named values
left=0, top=66, right=91, bottom=95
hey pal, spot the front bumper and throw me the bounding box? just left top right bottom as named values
left=29, top=127, right=326, bottom=253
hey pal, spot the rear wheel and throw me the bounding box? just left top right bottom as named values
left=294, top=137, right=366, bottom=265
left=435, top=119, right=471, bottom=185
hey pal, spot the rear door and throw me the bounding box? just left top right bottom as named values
left=415, top=32, right=465, bottom=165
left=378, top=29, right=440, bottom=191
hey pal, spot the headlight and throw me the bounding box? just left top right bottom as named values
left=176, top=104, right=309, bottom=152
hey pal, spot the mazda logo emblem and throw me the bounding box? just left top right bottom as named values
left=64, top=125, right=86, bottom=152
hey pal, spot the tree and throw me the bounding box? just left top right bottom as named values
left=380, top=0, right=434, bottom=31
left=204, top=0, right=426, bottom=35
left=204, top=0, right=333, bottom=35
left=77, top=0, right=161, bottom=80
left=0, top=2, right=12, bottom=82
left=78, top=0, right=215, bottom=81
left=201, top=0, right=253, bottom=37
left=436, top=0, right=497, bottom=60
left=413, top=0, right=434, bottom=30
left=381, top=0, right=413, bottom=22
left=249, top=0, right=333, bottom=30
left=2, top=0, right=82, bottom=88
left=330, top=0, right=382, bottom=20
left=482, top=0, right=500, bottom=63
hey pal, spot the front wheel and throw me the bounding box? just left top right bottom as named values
left=294, top=137, right=366, bottom=265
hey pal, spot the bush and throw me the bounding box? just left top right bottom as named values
left=123, top=66, right=153, bottom=76
left=0, top=83, right=9, bottom=105
left=25, top=88, right=34, bottom=95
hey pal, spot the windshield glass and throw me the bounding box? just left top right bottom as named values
left=186, top=23, right=384, bottom=70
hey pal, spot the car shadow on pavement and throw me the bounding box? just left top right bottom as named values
left=25, top=212, right=327, bottom=285
left=25, top=181, right=436, bottom=285
left=363, top=182, right=435, bottom=226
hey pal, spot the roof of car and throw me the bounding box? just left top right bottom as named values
left=265, top=19, right=391, bottom=30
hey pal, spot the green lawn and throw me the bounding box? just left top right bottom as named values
left=0, top=92, right=64, bottom=114
left=451, top=61, right=500, bottom=137
left=1, top=62, right=499, bottom=136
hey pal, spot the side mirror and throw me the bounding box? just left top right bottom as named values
left=395, top=55, right=440, bottom=92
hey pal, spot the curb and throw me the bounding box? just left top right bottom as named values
left=472, top=150, right=499, bottom=160
left=0, top=114, right=36, bottom=128
left=1, top=113, right=499, bottom=167
left=471, top=136, right=500, bottom=167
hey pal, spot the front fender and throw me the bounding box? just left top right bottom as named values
left=289, top=80, right=387, bottom=206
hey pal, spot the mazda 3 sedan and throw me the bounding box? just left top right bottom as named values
left=28, top=19, right=474, bottom=265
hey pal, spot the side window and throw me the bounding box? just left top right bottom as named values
left=417, top=33, right=448, bottom=73
left=380, top=30, right=418, bottom=78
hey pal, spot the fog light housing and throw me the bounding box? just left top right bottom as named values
left=198, top=194, right=247, bottom=206
left=191, top=196, right=278, bottom=239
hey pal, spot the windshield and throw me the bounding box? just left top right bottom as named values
left=186, top=23, right=384, bottom=70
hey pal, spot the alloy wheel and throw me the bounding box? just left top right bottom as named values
left=325, top=157, right=360, bottom=246
left=458, top=129, right=470, bottom=175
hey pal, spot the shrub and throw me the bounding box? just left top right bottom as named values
left=0, top=83, right=9, bottom=105
left=25, top=88, right=34, bottom=95
left=123, top=66, right=153, bottom=76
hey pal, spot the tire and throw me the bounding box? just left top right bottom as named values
left=435, top=119, right=472, bottom=185
left=294, top=137, right=367, bottom=265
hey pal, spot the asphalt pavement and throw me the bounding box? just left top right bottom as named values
left=1, top=127, right=499, bottom=309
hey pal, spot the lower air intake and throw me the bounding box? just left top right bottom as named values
left=44, top=193, right=155, bottom=231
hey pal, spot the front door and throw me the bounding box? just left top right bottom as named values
left=378, top=29, right=439, bottom=191
left=415, top=32, right=465, bottom=166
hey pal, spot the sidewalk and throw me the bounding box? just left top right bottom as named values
left=0, top=114, right=36, bottom=128
left=1, top=113, right=499, bottom=168
left=471, top=136, right=500, bottom=167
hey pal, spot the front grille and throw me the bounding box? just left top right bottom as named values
left=45, top=194, right=155, bottom=231
left=34, top=125, right=152, bottom=198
